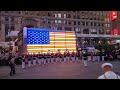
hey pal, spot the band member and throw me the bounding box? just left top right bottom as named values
left=55, top=51, right=59, bottom=63
left=76, top=51, right=79, bottom=62
left=87, top=51, right=91, bottom=61
left=22, top=55, right=25, bottom=69
left=51, top=52, right=54, bottom=64
left=33, top=55, right=36, bottom=66
left=47, top=50, right=51, bottom=64
left=38, top=54, right=42, bottom=65
left=59, top=52, right=63, bottom=63
left=66, top=49, right=70, bottom=62
left=43, top=53, right=47, bottom=65
left=64, top=50, right=67, bottom=63
left=41, top=53, right=44, bottom=64
left=71, top=50, right=75, bottom=62
left=83, top=51, right=87, bottom=67
left=28, top=56, right=31, bottom=67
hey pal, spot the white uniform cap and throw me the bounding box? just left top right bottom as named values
left=101, top=63, right=113, bottom=69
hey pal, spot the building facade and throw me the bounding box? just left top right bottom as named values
left=0, top=11, right=120, bottom=48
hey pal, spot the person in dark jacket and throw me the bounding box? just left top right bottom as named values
left=9, top=56, right=16, bottom=76
left=82, top=51, right=88, bottom=67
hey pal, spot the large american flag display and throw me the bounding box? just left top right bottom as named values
left=26, top=28, right=77, bottom=54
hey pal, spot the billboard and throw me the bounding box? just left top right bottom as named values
left=26, top=28, right=77, bottom=54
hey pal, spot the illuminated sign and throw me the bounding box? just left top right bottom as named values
left=112, top=11, right=117, bottom=21
left=26, top=28, right=77, bottom=54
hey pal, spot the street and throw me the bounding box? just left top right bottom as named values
left=0, top=60, right=120, bottom=79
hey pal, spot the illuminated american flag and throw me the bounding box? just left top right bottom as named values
left=27, top=28, right=76, bottom=54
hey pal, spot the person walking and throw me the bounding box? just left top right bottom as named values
left=59, top=52, right=63, bottom=63
left=98, top=63, right=120, bottom=79
left=28, top=56, right=31, bottom=67
left=43, top=53, right=47, bottom=65
left=87, top=51, right=91, bottom=61
left=9, top=56, right=16, bottom=76
left=64, top=50, right=67, bottom=63
left=47, top=51, right=51, bottom=64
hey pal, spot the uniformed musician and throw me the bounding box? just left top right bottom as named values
left=51, top=52, right=54, bottom=64
left=41, top=53, right=44, bottom=65
left=38, top=53, right=42, bottom=65
left=66, top=49, right=70, bottom=62
left=71, top=50, right=75, bottom=62
left=76, top=51, right=79, bottom=62
left=92, top=51, right=96, bottom=61
left=97, top=50, right=100, bottom=61
left=64, top=50, right=67, bottom=63
left=43, top=53, right=47, bottom=65
left=55, top=50, right=60, bottom=63
left=32, top=54, right=37, bottom=66
left=47, top=50, right=51, bottom=64
left=59, top=52, right=63, bottom=63
left=102, top=49, right=105, bottom=61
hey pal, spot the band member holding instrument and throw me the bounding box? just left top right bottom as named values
left=51, top=52, right=54, bottom=64
left=64, top=50, right=67, bottom=63
left=43, top=53, right=47, bottom=65
left=71, top=50, right=75, bottom=62
left=59, top=52, right=63, bottom=63
left=47, top=50, right=51, bottom=64
left=76, top=51, right=79, bottom=62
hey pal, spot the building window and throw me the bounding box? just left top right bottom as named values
left=108, top=24, right=110, bottom=27
left=98, top=18, right=100, bottom=20
left=65, top=27, right=72, bottom=31
left=90, top=18, right=92, bottom=20
left=11, top=25, right=15, bottom=30
left=101, top=23, right=103, bottom=27
left=83, top=28, right=89, bottom=34
left=82, top=16, right=84, bottom=19
left=99, top=29, right=104, bottom=34
left=107, top=18, right=110, bottom=22
left=58, top=13, right=61, bottom=18
left=105, top=24, right=107, bottom=27
left=105, top=18, right=107, bottom=21
left=94, top=23, right=96, bottom=26
left=77, top=15, right=80, bottom=19
left=58, top=20, right=61, bottom=23
left=54, top=14, right=57, bottom=17
left=74, top=22, right=76, bottom=25
left=64, top=14, right=66, bottom=18
left=83, top=22, right=85, bottom=26
left=48, top=13, right=51, bottom=16
left=68, top=14, right=71, bottom=18
left=5, top=11, right=8, bottom=13
left=94, top=17, right=96, bottom=20
left=91, top=29, right=97, bottom=34
left=68, top=21, right=71, bottom=25
left=106, top=30, right=110, bottom=34
left=86, top=17, right=88, bottom=19
left=11, top=17, right=14, bottom=21
left=78, top=21, right=80, bottom=25
left=98, top=23, right=100, bottom=26
left=5, top=17, right=9, bottom=21
left=73, top=15, right=76, bottom=19
left=86, top=22, right=88, bottom=26
left=55, top=20, right=57, bottom=23
left=91, top=22, right=93, bottom=26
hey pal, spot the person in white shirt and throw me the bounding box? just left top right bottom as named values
left=98, top=63, right=120, bottom=79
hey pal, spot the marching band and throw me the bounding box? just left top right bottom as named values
left=20, top=49, right=106, bottom=68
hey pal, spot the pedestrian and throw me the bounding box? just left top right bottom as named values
left=71, top=50, right=75, bottom=62
left=33, top=56, right=36, bottom=66
left=22, top=55, right=26, bottom=69
left=82, top=51, right=87, bottom=67
left=92, top=52, right=96, bottom=61
left=76, top=51, right=79, bottom=62
left=51, top=52, right=54, bottom=64
left=66, top=50, right=70, bottom=62
left=98, top=63, right=120, bottom=79
left=9, top=56, right=16, bottom=76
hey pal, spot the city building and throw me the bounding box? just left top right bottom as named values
left=0, top=11, right=120, bottom=48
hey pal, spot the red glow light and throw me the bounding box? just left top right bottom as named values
left=114, top=29, right=118, bottom=35
left=112, top=11, right=117, bottom=20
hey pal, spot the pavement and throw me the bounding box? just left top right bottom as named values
left=0, top=60, right=120, bottom=79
